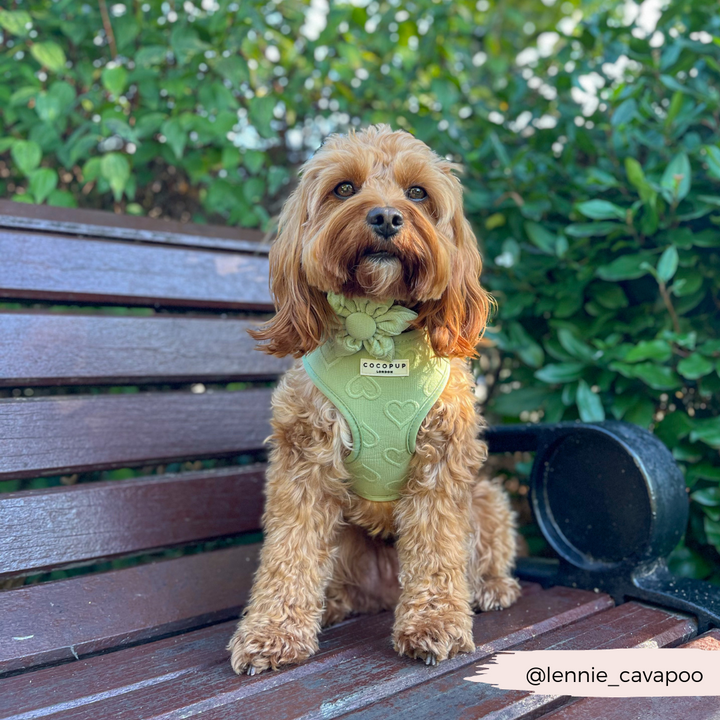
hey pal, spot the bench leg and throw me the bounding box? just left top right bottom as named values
left=227, top=439, right=346, bottom=675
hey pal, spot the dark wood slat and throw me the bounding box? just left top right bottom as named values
left=0, top=313, right=290, bottom=386
left=0, top=466, right=265, bottom=576
left=0, top=389, right=272, bottom=480
left=0, top=199, right=269, bottom=254
left=339, top=603, right=697, bottom=720
left=538, top=629, right=720, bottom=720
left=0, top=544, right=260, bottom=676
left=0, top=606, right=400, bottom=719
left=0, top=586, right=614, bottom=720
left=0, top=230, right=272, bottom=309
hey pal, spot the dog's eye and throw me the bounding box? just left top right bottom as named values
left=334, top=182, right=356, bottom=198
left=407, top=186, right=427, bottom=201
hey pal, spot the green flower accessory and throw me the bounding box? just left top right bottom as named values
left=327, top=292, right=418, bottom=361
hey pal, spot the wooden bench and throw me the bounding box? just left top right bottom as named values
left=1, top=199, right=718, bottom=719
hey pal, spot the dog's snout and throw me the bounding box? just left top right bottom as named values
left=366, top=206, right=404, bottom=239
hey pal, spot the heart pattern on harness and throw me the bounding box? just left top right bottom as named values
left=383, top=447, right=407, bottom=467
left=345, top=374, right=381, bottom=401
left=357, top=463, right=381, bottom=484
left=360, top=422, right=380, bottom=448
left=384, top=399, right=419, bottom=429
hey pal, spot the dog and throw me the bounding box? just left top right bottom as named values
left=228, top=124, right=520, bottom=675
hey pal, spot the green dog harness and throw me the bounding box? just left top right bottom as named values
left=303, top=294, right=451, bottom=502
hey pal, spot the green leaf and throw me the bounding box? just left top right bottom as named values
left=524, top=221, right=556, bottom=254
left=612, top=98, right=637, bottom=126
left=593, top=284, right=628, bottom=309
left=268, top=166, right=288, bottom=195
left=691, top=418, right=720, bottom=449
left=492, top=386, right=553, bottom=416
left=624, top=158, right=655, bottom=203
left=0, top=10, right=32, bottom=36
left=101, top=66, right=128, bottom=97
left=135, top=45, right=168, bottom=67
left=596, top=253, right=654, bottom=281
left=215, top=56, right=250, bottom=87
left=690, top=487, right=720, bottom=507
left=100, top=153, right=130, bottom=201
left=656, top=411, right=694, bottom=446
left=704, top=145, right=720, bottom=180
left=565, top=222, right=620, bottom=237
left=534, top=363, right=586, bottom=384
left=508, top=322, right=544, bottom=369
left=557, top=328, right=596, bottom=362
left=656, top=245, right=679, bottom=283
left=243, top=150, right=266, bottom=175
left=610, top=362, right=681, bottom=390
left=576, top=379, right=605, bottom=422
left=249, top=96, right=276, bottom=138
left=161, top=118, right=186, bottom=159
left=30, top=42, right=67, bottom=73
left=28, top=168, right=58, bottom=204
left=47, top=189, right=78, bottom=208
left=576, top=200, right=626, bottom=221
left=623, top=340, right=672, bottom=363
left=661, top=152, right=691, bottom=202
left=34, top=92, right=62, bottom=122
left=677, top=354, right=714, bottom=380
left=11, top=140, right=42, bottom=175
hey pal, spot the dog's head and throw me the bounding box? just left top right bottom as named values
left=251, top=124, right=491, bottom=359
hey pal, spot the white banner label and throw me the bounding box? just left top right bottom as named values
left=360, top=359, right=410, bottom=377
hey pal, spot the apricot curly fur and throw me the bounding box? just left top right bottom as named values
left=229, top=125, right=519, bottom=675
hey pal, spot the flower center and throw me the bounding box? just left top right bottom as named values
left=345, top=312, right=377, bottom=341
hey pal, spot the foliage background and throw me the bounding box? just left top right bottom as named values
left=1, top=0, right=719, bottom=580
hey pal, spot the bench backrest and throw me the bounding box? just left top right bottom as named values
left=0, top=200, right=290, bottom=674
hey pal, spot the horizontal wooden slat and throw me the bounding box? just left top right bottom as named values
left=0, top=544, right=260, bottom=675
left=539, top=629, right=720, bottom=720
left=0, top=312, right=291, bottom=385
left=0, top=466, right=265, bottom=576
left=0, top=230, right=272, bottom=309
left=0, top=199, right=269, bottom=254
left=0, top=585, right=609, bottom=718
left=0, top=389, right=272, bottom=480
left=340, top=603, right=697, bottom=720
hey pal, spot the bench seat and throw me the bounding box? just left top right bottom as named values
left=2, top=582, right=704, bottom=720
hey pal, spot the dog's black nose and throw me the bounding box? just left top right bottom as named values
left=366, top=206, right=404, bottom=238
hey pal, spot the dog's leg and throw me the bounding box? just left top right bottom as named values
left=391, top=365, right=482, bottom=665
left=228, top=371, right=348, bottom=675
left=467, top=479, right=522, bottom=611
left=227, top=448, right=344, bottom=674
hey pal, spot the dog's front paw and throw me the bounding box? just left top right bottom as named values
left=393, top=605, right=474, bottom=665
left=472, top=575, right=522, bottom=612
left=227, top=618, right=318, bottom=676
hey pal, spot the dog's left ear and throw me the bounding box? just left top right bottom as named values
left=417, top=205, right=492, bottom=359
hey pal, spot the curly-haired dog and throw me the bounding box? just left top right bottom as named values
left=228, top=124, right=520, bottom=675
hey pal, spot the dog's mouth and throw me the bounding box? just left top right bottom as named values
left=364, top=250, right=396, bottom=261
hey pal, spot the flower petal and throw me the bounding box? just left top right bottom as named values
left=327, top=292, right=352, bottom=318
left=365, top=334, right=395, bottom=360
left=375, top=306, right=418, bottom=335
left=333, top=335, right=363, bottom=356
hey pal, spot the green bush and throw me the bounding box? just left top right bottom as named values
left=472, top=2, right=720, bottom=581
left=1, top=0, right=718, bottom=579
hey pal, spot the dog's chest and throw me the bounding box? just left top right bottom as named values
left=303, top=330, right=450, bottom=502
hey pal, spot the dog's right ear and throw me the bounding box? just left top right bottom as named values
left=248, top=180, right=333, bottom=358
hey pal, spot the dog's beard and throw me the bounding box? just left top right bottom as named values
left=303, top=204, right=452, bottom=303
